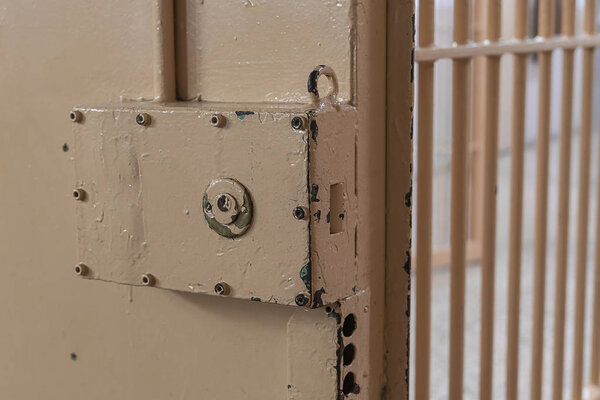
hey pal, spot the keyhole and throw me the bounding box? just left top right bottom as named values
left=217, top=194, right=231, bottom=212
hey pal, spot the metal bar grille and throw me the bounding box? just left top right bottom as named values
left=412, top=0, right=600, bottom=399
left=415, top=35, right=600, bottom=62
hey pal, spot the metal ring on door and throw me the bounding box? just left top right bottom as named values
left=307, top=65, right=339, bottom=105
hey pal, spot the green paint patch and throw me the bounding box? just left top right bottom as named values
left=300, top=263, right=311, bottom=291
left=235, top=111, right=254, bottom=120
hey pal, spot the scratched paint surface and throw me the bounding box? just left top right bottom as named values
left=175, top=0, right=355, bottom=103
left=74, top=104, right=311, bottom=305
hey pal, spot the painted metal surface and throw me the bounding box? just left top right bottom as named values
left=72, top=99, right=357, bottom=307
left=0, top=0, right=411, bottom=398
left=174, top=0, right=355, bottom=104
left=73, top=104, right=311, bottom=304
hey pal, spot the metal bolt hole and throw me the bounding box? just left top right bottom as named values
left=342, top=372, right=360, bottom=395
left=342, top=343, right=355, bottom=366
left=342, top=314, right=357, bottom=337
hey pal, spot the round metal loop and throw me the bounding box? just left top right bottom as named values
left=307, top=65, right=339, bottom=105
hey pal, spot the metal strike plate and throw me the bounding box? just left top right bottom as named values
left=72, top=102, right=357, bottom=307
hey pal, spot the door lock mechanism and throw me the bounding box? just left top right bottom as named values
left=203, top=178, right=253, bottom=238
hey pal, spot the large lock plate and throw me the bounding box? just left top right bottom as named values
left=73, top=104, right=312, bottom=305
left=73, top=100, right=358, bottom=307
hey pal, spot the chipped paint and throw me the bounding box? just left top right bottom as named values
left=311, top=184, right=320, bottom=202
left=73, top=106, right=310, bottom=305
left=235, top=110, right=255, bottom=120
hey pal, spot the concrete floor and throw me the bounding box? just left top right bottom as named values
left=410, top=131, right=600, bottom=399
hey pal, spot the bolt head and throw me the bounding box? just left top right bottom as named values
left=69, top=110, right=82, bottom=123
left=74, top=263, right=88, bottom=276
left=136, top=113, right=150, bottom=126
left=210, top=114, right=225, bottom=127
left=72, top=188, right=86, bottom=201
left=291, top=116, right=307, bottom=131
left=293, top=206, right=307, bottom=220
left=295, top=294, right=309, bottom=307
left=214, top=282, right=230, bottom=295
left=140, top=273, right=155, bottom=286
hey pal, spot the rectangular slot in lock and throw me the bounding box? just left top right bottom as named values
left=330, top=182, right=346, bottom=234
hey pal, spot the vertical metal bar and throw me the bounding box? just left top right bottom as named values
left=479, top=1, right=501, bottom=398
left=505, top=0, right=528, bottom=398
left=470, top=0, right=487, bottom=253
left=572, top=1, right=598, bottom=394
left=152, top=0, right=176, bottom=102
left=530, top=1, right=555, bottom=399
left=593, top=146, right=600, bottom=385
left=449, top=1, right=470, bottom=399
left=572, top=40, right=594, bottom=400
left=593, top=79, right=600, bottom=385
left=385, top=0, right=414, bottom=397
left=414, top=1, right=435, bottom=399
left=552, top=1, right=576, bottom=399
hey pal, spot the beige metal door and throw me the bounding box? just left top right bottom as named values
left=412, top=0, right=600, bottom=399
left=0, top=1, right=414, bottom=399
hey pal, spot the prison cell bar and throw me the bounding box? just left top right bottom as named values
left=412, top=0, right=600, bottom=397
left=414, top=0, right=435, bottom=398
left=469, top=0, right=486, bottom=268
left=593, top=106, right=600, bottom=386
left=479, top=0, right=501, bottom=398
left=505, top=0, right=528, bottom=398
left=593, top=26, right=600, bottom=377
left=571, top=1, right=596, bottom=398
left=530, top=1, right=555, bottom=399
left=447, top=1, right=471, bottom=399
left=415, top=35, right=600, bottom=62
left=551, top=1, right=576, bottom=399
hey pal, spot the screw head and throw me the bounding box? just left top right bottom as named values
left=74, top=263, right=88, bottom=276
left=291, top=116, right=307, bottom=131
left=214, top=282, right=230, bottom=295
left=293, top=206, right=307, bottom=220
left=210, top=114, right=226, bottom=127
left=295, top=294, right=309, bottom=307
left=69, top=110, right=82, bottom=123
left=136, top=113, right=150, bottom=126
left=140, top=273, right=155, bottom=286
left=72, top=188, right=86, bottom=201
